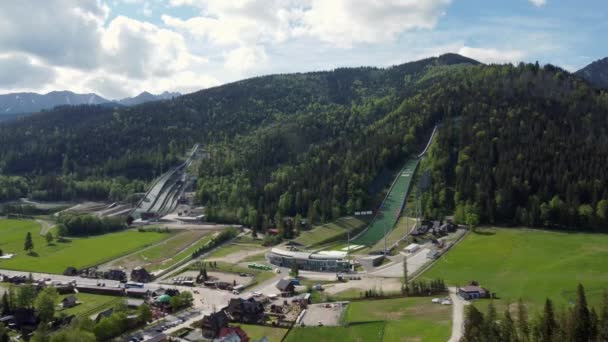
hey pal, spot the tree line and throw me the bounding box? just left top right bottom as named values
left=461, top=284, right=608, bottom=342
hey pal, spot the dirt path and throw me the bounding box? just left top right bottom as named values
left=36, top=219, right=55, bottom=236
left=448, top=287, right=469, bottom=342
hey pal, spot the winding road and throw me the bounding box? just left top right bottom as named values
left=448, top=287, right=469, bottom=342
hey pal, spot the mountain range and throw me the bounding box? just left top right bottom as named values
left=0, top=90, right=181, bottom=116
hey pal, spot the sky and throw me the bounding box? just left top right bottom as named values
left=0, top=0, right=606, bottom=100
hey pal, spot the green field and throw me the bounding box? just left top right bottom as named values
left=233, top=324, right=287, bottom=342
left=113, top=230, right=213, bottom=271
left=287, top=322, right=385, bottom=342
left=422, top=228, right=608, bottom=311
left=352, top=159, right=419, bottom=247
left=288, top=297, right=450, bottom=341
left=347, top=297, right=451, bottom=341
left=0, top=219, right=169, bottom=273
left=206, top=243, right=262, bottom=259
left=293, top=217, right=367, bottom=247
left=57, top=293, right=123, bottom=318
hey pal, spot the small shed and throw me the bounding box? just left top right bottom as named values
left=61, top=295, right=78, bottom=309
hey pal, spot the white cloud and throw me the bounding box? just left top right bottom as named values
left=457, top=46, right=526, bottom=64
left=224, top=46, right=269, bottom=73
left=101, top=16, right=208, bottom=79
left=529, top=0, right=547, bottom=7
left=299, top=0, right=452, bottom=47
left=0, top=0, right=107, bottom=69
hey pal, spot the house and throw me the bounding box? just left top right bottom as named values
left=61, top=295, right=78, bottom=308
left=131, top=267, right=153, bottom=283
left=458, top=282, right=490, bottom=300
left=266, top=228, right=279, bottom=236
left=13, top=308, right=38, bottom=329
left=216, top=327, right=250, bottom=342
left=224, top=298, right=265, bottom=323
left=63, top=266, right=78, bottom=276
left=95, top=308, right=114, bottom=323
left=275, top=279, right=295, bottom=296
left=201, top=311, right=230, bottom=339
left=104, top=269, right=127, bottom=282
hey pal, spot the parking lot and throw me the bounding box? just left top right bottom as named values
left=299, top=302, right=348, bottom=327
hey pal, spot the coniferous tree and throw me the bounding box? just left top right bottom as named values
left=517, top=299, right=530, bottom=342
left=485, top=301, right=501, bottom=341
left=540, top=298, right=557, bottom=342
left=573, top=283, right=592, bottom=342
left=462, top=305, right=485, bottom=342
left=599, top=291, right=608, bottom=342
left=501, top=308, right=516, bottom=342
left=24, top=232, right=34, bottom=254
left=1, top=293, right=9, bottom=315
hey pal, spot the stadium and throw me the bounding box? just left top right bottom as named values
left=266, top=248, right=352, bottom=272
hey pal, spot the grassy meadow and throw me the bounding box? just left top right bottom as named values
left=288, top=297, right=451, bottom=342
left=293, top=216, right=367, bottom=248
left=421, top=228, right=608, bottom=312
left=0, top=219, right=169, bottom=273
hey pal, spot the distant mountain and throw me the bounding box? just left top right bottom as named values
left=0, top=91, right=108, bottom=115
left=576, top=57, right=608, bottom=89
left=0, top=90, right=181, bottom=116
left=118, top=91, right=181, bottom=106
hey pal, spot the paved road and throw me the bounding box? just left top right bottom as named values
left=448, top=287, right=469, bottom=342
left=370, top=247, right=431, bottom=278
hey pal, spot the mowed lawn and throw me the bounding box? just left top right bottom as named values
left=288, top=297, right=451, bottom=342
left=233, top=324, right=287, bottom=342
left=57, top=293, right=123, bottom=318
left=286, top=322, right=385, bottom=342
left=347, top=297, right=451, bottom=342
left=0, top=219, right=169, bottom=273
left=294, top=216, right=367, bottom=247
left=422, top=228, right=608, bottom=311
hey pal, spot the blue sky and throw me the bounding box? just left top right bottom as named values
left=0, top=0, right=606, bottom=99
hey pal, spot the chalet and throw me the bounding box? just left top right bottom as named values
left=216, top=327, right=250, bottom=342
left=275, top=279, right=295, bottom=296
left=458, top=282, right=490, bottom=300
left=61, top=295, right=78, bottom=308
left=63, top=266, right=78, bottom=276
left=104, top=269, right=127, bottom=282
left=131, top=267, right=153, bottom=283
left=224, top=298, right=265, bottom=323
left=14, top=308, right=37, bottom=329
left=201, top=311, right=230, bottom=339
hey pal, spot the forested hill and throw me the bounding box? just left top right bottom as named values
left=2, top=54, right=608, bottom=232
left=576, top=57, right=608, bottom=89
left=420, top=63, right=608, bottom=230
left=0, top=53, right=476, bottom=204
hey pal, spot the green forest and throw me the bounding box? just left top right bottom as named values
left=1, top=54, right=607, bottom=231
